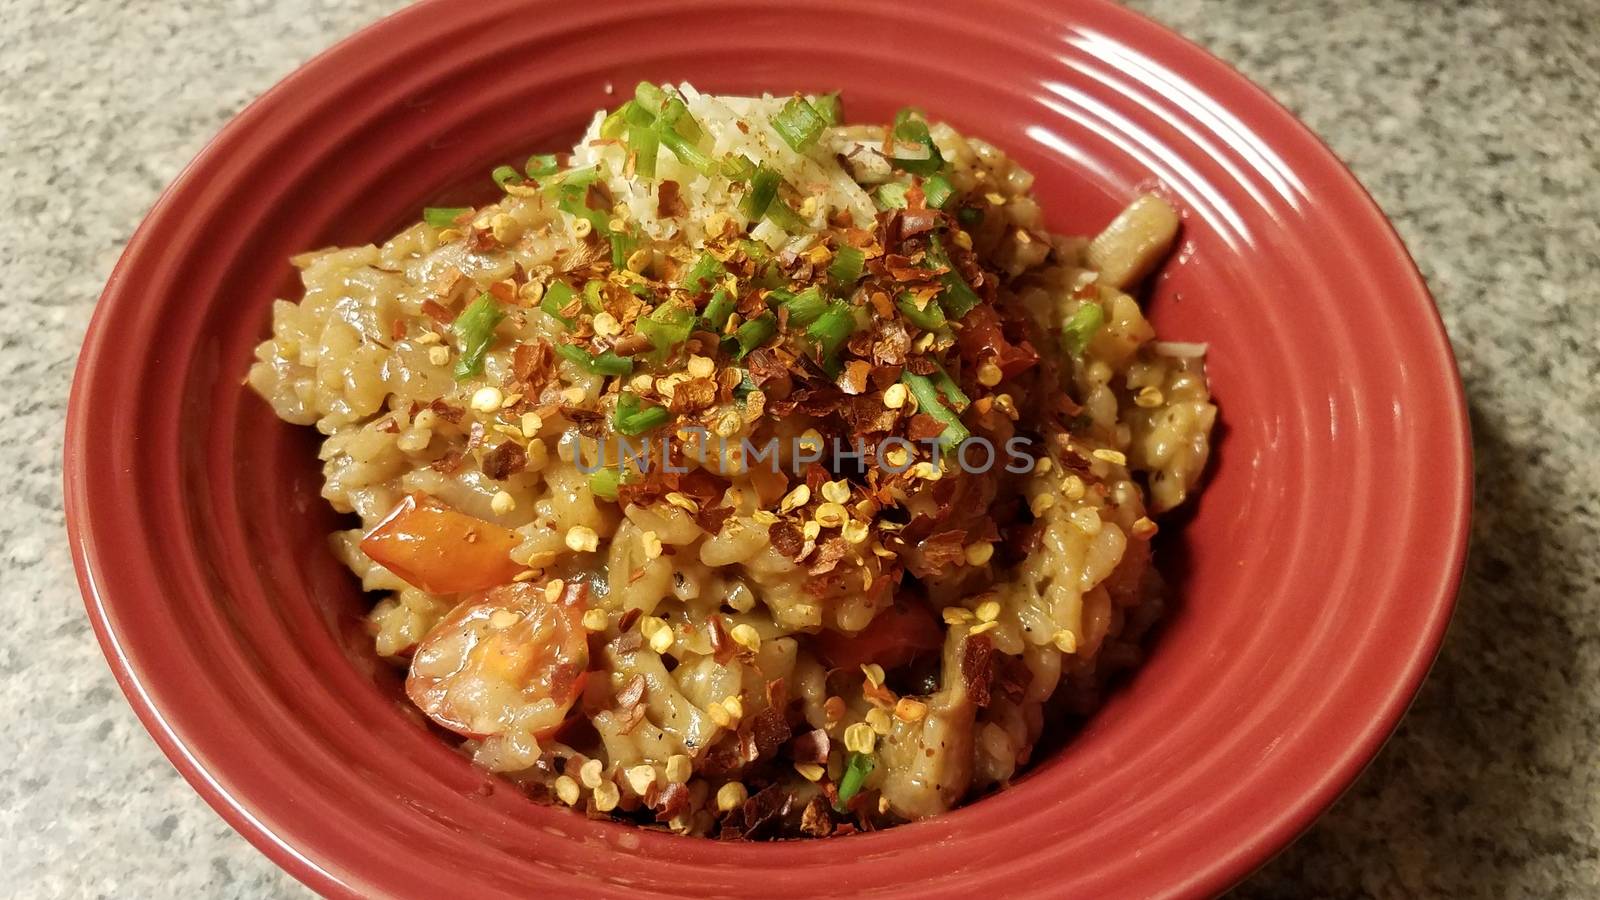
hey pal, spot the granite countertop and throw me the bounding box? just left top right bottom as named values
left=3, top=0, right=1596, bottom=896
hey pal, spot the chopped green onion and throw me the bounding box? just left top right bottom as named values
left=896, top=292, right=947, bottom=331
left=679, top=251, right=724, bottom=293
left=780, top=286, right=830, bottom=327
left=555, top=343, right=634, bottom=376
left=608, top=229, right=637, bottom=270
left=541, top=280, right=577, bottom=328
left=721, top=154, right=758, bottom=181
left=931, top=363, right=970, bottom=411
left=901, top=371, right=970, bottom=449
left=423, top=207, right=471, bottom=228
left=626, top=122, right=660, bottom=178
left=770, top=96, right=827, bottom=152
left=806, top=300, right=856, bottom=363
left=741, top=166, right=781, bottom=220
left=525, top=154, right=559, bottom=178
left=813, top=91, right=842, bottom=126
left=491, top=165, right=523, bottom=188
left=874, top=182, right=910, bottom=210
left=615, top=391, right=670, bottom=435
left=958, top=206, right=983, bottom=226
left=701, top=288, right=737, bottom=333
left=923, top=174, right=955, bottom=209
left=557, top=187, right=610, bottom=234
left=1062, top=302, right=1105, bottom=356
left=659, top=95, right=704, bottom=143
left=763, top=198, right=809, bottom=233
left=657, top=126, right=716, bottom=175
left=581, top=280, right=607, bottom=312
left=637, top=300, right=695, bottom=354
left=835, top=752, right=875, bottom=810
left=928, top=235, right=981, bottom=319
left=621, top=99, right=656, bottom=128
left=730, top=313, right=777, bottom=359
left=634, top=81, right=668, bottom=115
left=599, top=105, right=628, bottom=140
left=889, top=108, right=945, bottom=175
left=589, top=467, right=623, bottom=501
left=451, top=293, right=504, bottom=380
left=828, top=245, right=866, bottom=289
left=544, top=166, right=599, bottom=193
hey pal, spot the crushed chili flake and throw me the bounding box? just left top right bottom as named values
left=421, top=299, right=453, bottom=323
left=788, top=728, right=830, bottom=765
left=481, top=440, right=528, bottom=480
left=656, top=180, right=687, bottom=219
left=961, top=632, right=995, bottom=708
left=768, top=520, right=803, bottom=559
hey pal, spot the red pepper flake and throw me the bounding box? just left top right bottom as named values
left=961, top=632, right=994, bottom=708
left=616, top=673, right=647, bottom=709
left=709, top=616, right=735, bottom=664
left=905, top=413, right=948, bottom=443
left=656, top=180, right=687, bottom=219
left=653, top=781, right=690, bottom=822
left=488, top=281, right=516, bottom=303
left=808, top=537, right=849, bottom=575
left=421, top=299, right=453, bottom=324
left=837, top=360, right=872, bottom=396
left=917, top=529, right=968, bottom=574
left=768, top=520, right=804, bottom=559
left=481, top=440, right=528, bottom=480
left=900, top=208, right=942, bottom=237
left=618, top=608, right=643, bottom=633
left=741, top=784, right=794, bottom=838
left=788, top=728, right=830, bottom=765
left=668, top=377, right=718, bottom=413
left=389, top=318, right=407, bottom=341
left=429, top=450, right=464, bottom=474
left=750, top=706, right=790, bottom=761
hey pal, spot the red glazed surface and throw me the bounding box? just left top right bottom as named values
left=64, top=0, right=1471, bottom=897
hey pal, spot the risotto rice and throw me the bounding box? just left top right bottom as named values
left=248, top=84, right=1216, bottom=837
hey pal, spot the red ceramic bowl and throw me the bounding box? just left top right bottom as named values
left=65, top=0, right=1471, bottom=896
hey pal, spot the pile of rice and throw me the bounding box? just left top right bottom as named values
left=249, top=83, right=1215, bottom=838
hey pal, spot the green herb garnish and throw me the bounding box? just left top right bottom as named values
left=451, top=293, right=504, bottom=380
left=423, top=207, right=470, bottom=229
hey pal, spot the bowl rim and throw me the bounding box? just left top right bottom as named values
left=64, top=0, right=1472, bottom=896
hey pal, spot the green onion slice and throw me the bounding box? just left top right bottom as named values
left=928, top=234, right=981, bottom=319
left=889, top=108, right=945, bottom=175
left=541, top=280, right=577, bottom=328
left=813, top=91, right=842, bottom=126
left=491, top=165, right=523, bottom=188
left=626, top=122, right=660, bottom=178
left=637, top=300, right=695, bottom=355
left=835, top=752, right=876, bottom=810
left=555, top=343, right=634, bottom=377
left=730, top=313, right=777, bottom=359
left=701, top=289, right=737, bottom=333
left=615, top=391, right=670, bottom=435
left=763, top=197, right=809, bottom=233
left=1062, top=302, right=1105, bottom=356
left=634, top=81, right=668, bottom=115
left=923, top=174, right=955, bottom=209
left=770, top=96, right=827, bottom=152
left=901, top=371, right=970, bottom=449
left=827, top=245, right=866, bottom=289
left=525, top=154, right=559, bottom=178
left=741, top=165, right=781, bottom=221
left=451, top=293, right=504, bottom=380
left=895, top=292, right=947, bottom=331
left=778, top=286, right=830, bottom=327
left=679, top=251, right=725, bottom=293
left=581, top=280, right=607, bottom=312
left=874, top=182, right=910, bottom=210
left=931, top=363, right=970, bottom=412
left=657, top=126, right=716, bottom=175
left=721, top=154, right=758, bottom=181
left=423, top=207, right=471, bottom=228
left=806, top=300, right=856, bottom=364
left=589, top=467, right=624, bottom=501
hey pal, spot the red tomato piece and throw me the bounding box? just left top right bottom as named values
left=407, top=581, right=589, bottom=739
left=360, top=492, right=526, bottom=594
left=812, top=598, right=944, bottom=672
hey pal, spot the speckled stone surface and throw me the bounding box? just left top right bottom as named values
left=2, top=0, right=1595, bottom=897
